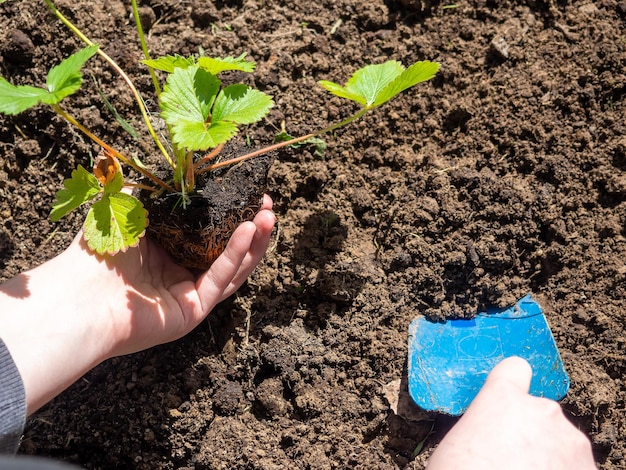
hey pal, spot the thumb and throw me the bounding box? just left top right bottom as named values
left=483, top=356, right=533, bottom=393
left=195, top=220, right=257, bottom=313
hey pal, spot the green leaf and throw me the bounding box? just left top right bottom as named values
left=103, top=170, right=124, bottom=194
left=160, top=66, right=273, bottom=151
left=44, top=44, right=99, bottom=104
left=197, top=53, right=256, bottom=74
left=0, top=45, right=98, bottom=115
left=212, top=84, right=274, bottom=125
left=174, top=119, right=239, bottom=150
left=319, top=61, right=404, bottom=107
left=373, top=60, right=440, bottom=107
left=50, top=165, right=102, bottom=222
left=83, top=193, right=147, bottom=255
left=317, top=79, right=367, bottom=106
left=160, top=66, right=222, bottom=150
left=143, top=53, right=255, bottom=75
left=319, top=60, right=440, bottom=109
left=142, top=54, right=196, bottom=73
left=0, top=78, right=50, bottom=115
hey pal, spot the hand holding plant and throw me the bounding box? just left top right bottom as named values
left=0, top=193, right=275, bottom=414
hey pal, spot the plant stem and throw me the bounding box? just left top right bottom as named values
left=124, top=182, right=159, bottom=192
left=130, top=0, right=161, bottom=97
left=318, top=106, right=369, bottom=135
left=42, top=0, right=175, bottom=170
left=52, top=104, right=173, bottom=192
left=193, top=143, right=224, bottom=171
left=185, top=151, right=195, bottom=193
left=196, top=132, right=315, bottom=174
left=197, top=107, right=369, bottom=174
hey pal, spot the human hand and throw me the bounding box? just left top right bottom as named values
left=0, top=195, right=275, bottom=413
left=427, top=356, right=596, bottom=470
left=99, top=194, right=276, bottom=357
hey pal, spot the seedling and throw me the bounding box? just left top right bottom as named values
left=0, top=0, right=439, bottom=264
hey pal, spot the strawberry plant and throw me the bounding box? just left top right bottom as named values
left=0, top=0, right=439, bottom=268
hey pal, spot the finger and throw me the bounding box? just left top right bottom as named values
left=261, top=194, right=273, bottom=211
left=219, top=208, right=276, bottom=299
left=484, top=356, right=533, bottom=393
left=195, top=221, right=258, bottom=313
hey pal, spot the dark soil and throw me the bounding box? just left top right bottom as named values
left=1, top=0, right=625, bottom=468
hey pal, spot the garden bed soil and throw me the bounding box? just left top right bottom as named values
left=1, top=0, right=625, bottom=468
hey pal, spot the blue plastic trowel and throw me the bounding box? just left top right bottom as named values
left=407, top=294, right=570, bottom=416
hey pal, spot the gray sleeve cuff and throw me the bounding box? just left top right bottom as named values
left=0, top=338, right=26, bottom=454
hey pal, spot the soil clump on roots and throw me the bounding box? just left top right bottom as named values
left=141, top=154, right=273, bottom=270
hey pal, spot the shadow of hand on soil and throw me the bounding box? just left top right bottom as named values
left=207, top=209, right=367, bottom=352
left=286, top=210, right=366, bottom=326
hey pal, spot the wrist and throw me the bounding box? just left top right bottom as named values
left=0, top=240, right=118, bottom=413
